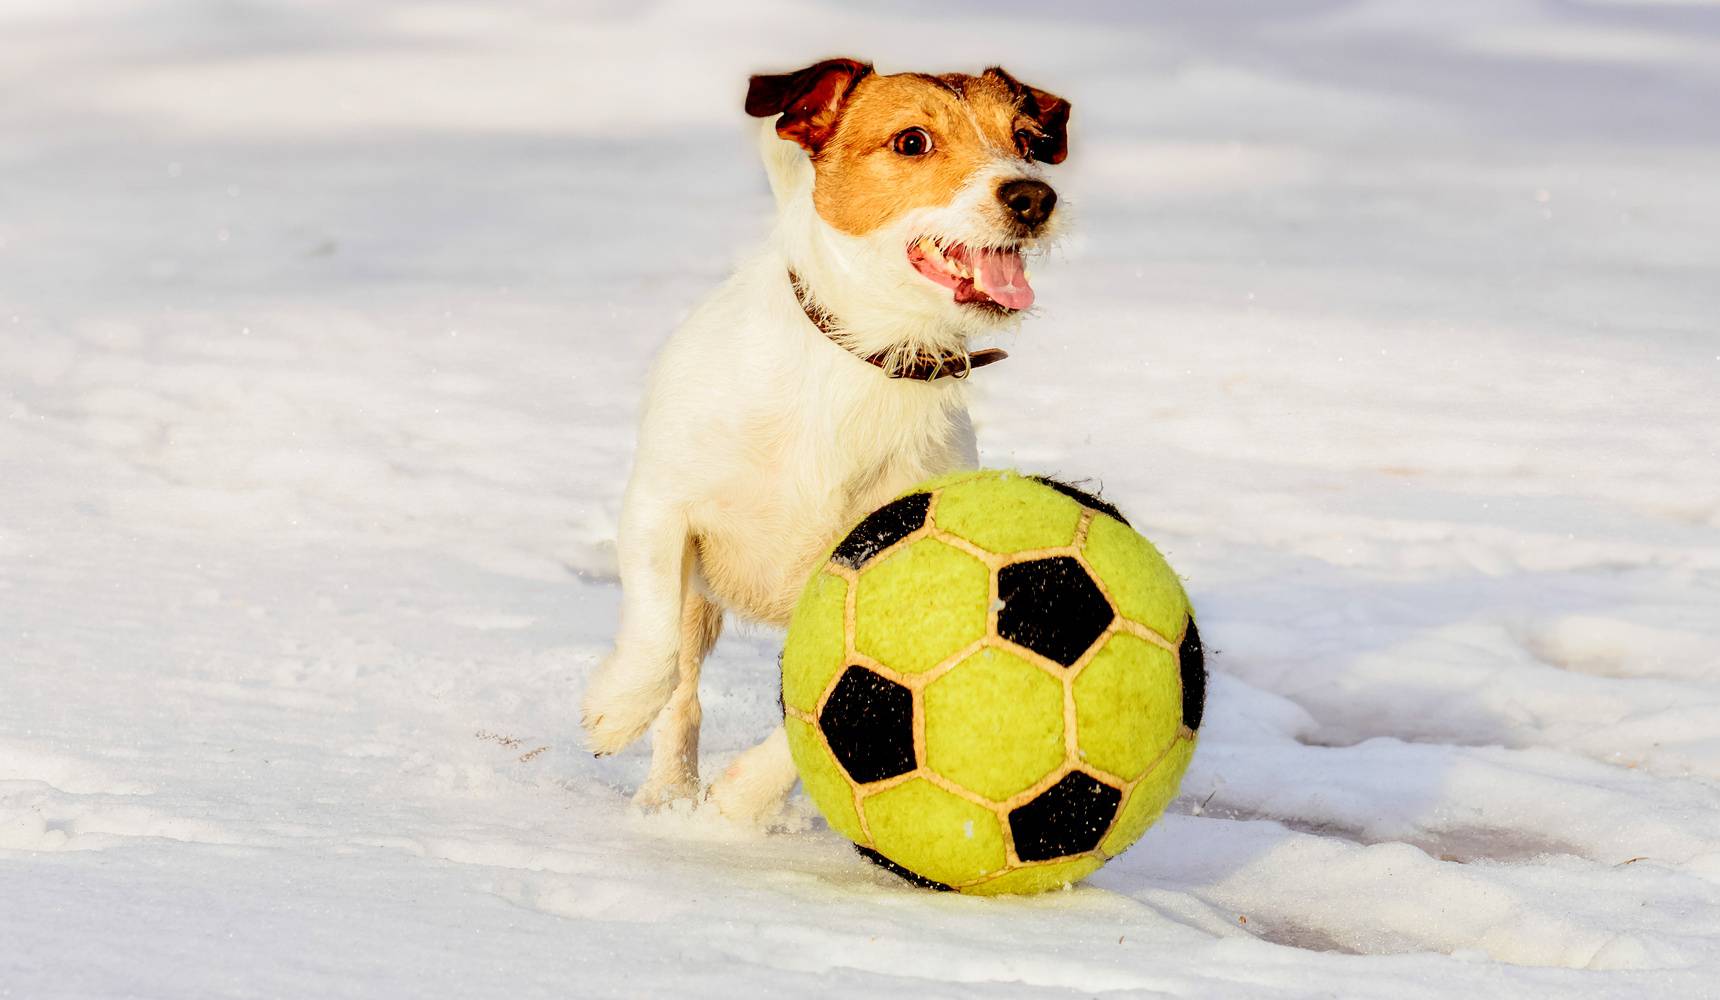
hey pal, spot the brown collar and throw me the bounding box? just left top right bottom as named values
left=788, top=269, right=1008, bottom=382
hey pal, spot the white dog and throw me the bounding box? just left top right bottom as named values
left=581, top=58, right=1071, bottom=822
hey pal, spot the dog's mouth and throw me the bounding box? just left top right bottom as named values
left=906, top=238, right=1034, bottom=312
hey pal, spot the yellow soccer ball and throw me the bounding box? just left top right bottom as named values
left=781, top=469, right=1204, bottom=895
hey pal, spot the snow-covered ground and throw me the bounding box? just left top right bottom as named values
left=4, top=0, right=1719, bottom=995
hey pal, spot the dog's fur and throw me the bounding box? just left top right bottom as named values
left=580, top=59, right=1070, bottom=822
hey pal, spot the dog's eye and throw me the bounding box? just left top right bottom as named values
left=892, top=127, right=933, bottom=157
left=1014, top=128, right=1038, bottom=161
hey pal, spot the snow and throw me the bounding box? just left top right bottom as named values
left=3, top=0, right=1719, bottom=996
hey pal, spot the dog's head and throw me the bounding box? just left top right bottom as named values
left=747, top=59, right=1070, bottom=342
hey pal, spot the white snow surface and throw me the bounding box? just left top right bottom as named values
left=4, top=1, right=1720, bottom=997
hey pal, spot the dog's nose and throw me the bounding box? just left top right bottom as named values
left=998, top=178, right=1057, bottom=229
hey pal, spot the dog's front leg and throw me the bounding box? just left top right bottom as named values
left=582, top=490, right=692, bottom=756
left=634, top=591, right=721, bottom=807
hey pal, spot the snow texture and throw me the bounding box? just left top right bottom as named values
left=3, top=0, right=1719, bottom=996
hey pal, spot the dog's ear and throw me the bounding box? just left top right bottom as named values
left=745, top=58, right=873, bottom=154
left=984, top=67, right=1071, bottom=165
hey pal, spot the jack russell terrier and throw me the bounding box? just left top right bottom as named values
left=581, top=58, right=1070, bottom=823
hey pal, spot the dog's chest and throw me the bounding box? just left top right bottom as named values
left=690, top=385, right=961, bottom=625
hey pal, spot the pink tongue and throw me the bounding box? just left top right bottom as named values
left=972, top=247, right=1034, bottom=310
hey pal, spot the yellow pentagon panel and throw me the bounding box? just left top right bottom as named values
left=963, top=855, right=1104, bottom=896
left=934, top=472, right=1082, bottom=554
left=853, top=537, right=989, bottom=674
left=923, top=647, right=1065, bottom=802
left=1082, top=514, right=1189, bottom=641
left=780, top=570, right=849, bottom=715
left=861, top=778, right=1007, bottom=886
left=784, top=716, right=865, bottom=843
left=1073, top=633, right=1182, bottom=781
left=1099, top=737, right=1196, bottom=858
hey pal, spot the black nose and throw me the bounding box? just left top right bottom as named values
left=998, top=178, right=1057, bottom=229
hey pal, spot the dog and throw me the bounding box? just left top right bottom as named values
left=580, top=58, right=1071, bottom=823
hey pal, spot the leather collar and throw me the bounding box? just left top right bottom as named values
left=787, top=269, right=1008, bottom=382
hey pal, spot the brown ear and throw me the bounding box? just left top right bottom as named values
left=984, top=67, right=1071, bottom=165
left=745, top=58, right=873, bottom=154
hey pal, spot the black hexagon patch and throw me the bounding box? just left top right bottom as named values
left=854, top=845, right=953, bottom=892
left=1008, top=771, right=1123, bottom=862
left=1028, top=475, right=1131, bottom=527
left=830, top=493, right=931, bottom=570
left=819, top=666, right=916, bottom=784
left=996, top=556, right=1115, bottom=667
left=1180, top=617, right=1206, bottom=731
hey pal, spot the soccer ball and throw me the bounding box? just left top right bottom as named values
left=781, top=469, right=1204, bottom=895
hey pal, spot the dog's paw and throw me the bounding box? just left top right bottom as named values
left=632, top=774, right=701, bottom=812
left=706, top=728, right=797, bottom=827
left=580, top=653, right=676, bottom=756
left=706, top=773, right=785, bottom=827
